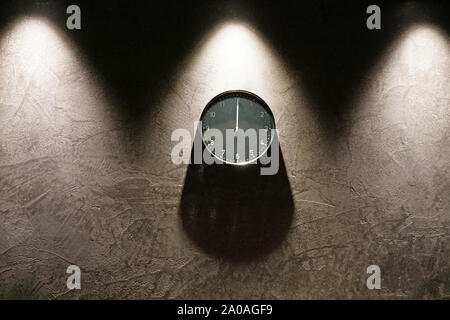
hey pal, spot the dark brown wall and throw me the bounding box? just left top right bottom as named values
left=0, top=0, right=448, bottom=299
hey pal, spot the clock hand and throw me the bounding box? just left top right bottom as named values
left=235, top=97, right=239, bottom=132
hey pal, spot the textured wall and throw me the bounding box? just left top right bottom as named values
left=0, top=1, right=449, bottom=299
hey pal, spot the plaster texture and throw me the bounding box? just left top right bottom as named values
left=0, top=1, right=448, bottom=299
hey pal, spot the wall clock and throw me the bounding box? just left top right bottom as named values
left=200, top=90, right=276, bottom=165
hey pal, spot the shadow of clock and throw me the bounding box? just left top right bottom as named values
left=179, top=137, right=294, bottom=263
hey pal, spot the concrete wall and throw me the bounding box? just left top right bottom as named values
left=0, top=1, right=448, bottom=299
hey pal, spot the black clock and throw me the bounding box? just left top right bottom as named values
left=200, top=90, right=276, bottom=164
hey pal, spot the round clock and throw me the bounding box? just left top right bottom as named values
left=200, top=90, right=276, bottom=164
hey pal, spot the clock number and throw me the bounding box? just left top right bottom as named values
left=210, top=111, right=215, bottom=118
left=260, top=111, right=264, bottom=118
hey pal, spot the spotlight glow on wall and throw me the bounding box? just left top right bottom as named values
left=0, top=17, right=116, bottom=164
left=357, top=24, right=450, bottom=141
left=172, top=21, right=297, bottom=119
left=152, top=20, right=312, bottom=177
left=350, top=23, right=450, bottom=209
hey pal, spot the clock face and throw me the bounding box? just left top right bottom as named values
left=200, top=91, right=276, bottom=165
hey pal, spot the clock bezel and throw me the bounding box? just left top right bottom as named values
left=200, top=90, right=276, bottom=165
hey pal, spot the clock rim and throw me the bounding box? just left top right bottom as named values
left=200, top=90, right=276, bottom=165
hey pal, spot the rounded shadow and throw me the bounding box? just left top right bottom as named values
left=179, top=134, right=294, bottom=263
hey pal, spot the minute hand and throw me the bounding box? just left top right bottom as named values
left=235, top=98, right=239, bottom=132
